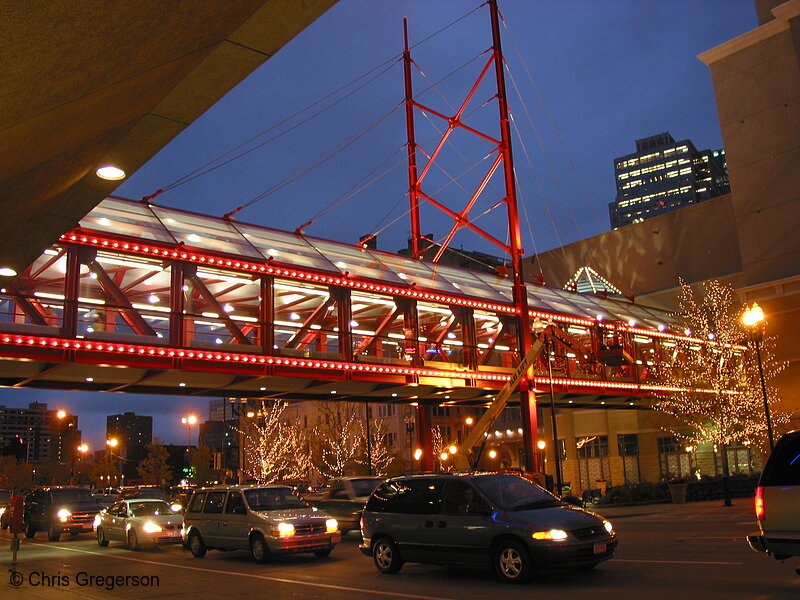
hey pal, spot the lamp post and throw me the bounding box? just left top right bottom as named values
left=741, top=303, right=774, bottom=450
left=106, top=438, right=120, bottom=490
left=181, top=415, right=198, bottom=449
left=76, top=443, right=88, bottom=484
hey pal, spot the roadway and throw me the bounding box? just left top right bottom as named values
left=1, top=501, right=797, bottom=600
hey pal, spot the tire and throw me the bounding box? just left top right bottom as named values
left=128, top=529, right=139, bottom=550
left=188, top=531, right=207, bottom=558
left=372, top=537, right=403, bottom=574
left=250, top=534, right=271, bottom=564
left=48, top=523, right=61, bottom=542
left=493, top=539, right=532, bottom=584
left=24, top=520, right=36, bottom=539
left=97, top=527, right=109, bottom=547
left=313, top=548, right=332, bottom=558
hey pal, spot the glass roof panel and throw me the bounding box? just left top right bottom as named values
left=424, top=263, right=508, bottom=303
left=366, top=251, right=462, bottom=296
left=80, top=197, right=175, bottom=244
left=304, top=239, right=406, bottom=285
left=472, top=272, right=515, bottom=304
left=234, top=223, right=340, bottom=274
left=151, top=206, right=263, bottom=260
left=527, top=285, right=595, bottom=319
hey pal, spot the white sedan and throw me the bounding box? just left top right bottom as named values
left=95, top=498, right=183, bottom=549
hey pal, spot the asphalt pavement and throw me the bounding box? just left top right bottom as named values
left=3, top=498, right=798, bottom=600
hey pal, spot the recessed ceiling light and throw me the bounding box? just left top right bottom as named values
left=0, top=267, right=17, bottom=277
left=95, top=165, right=126, bottom=181
left=85, top=377, right=94, bottom=382
left=179, top=383, right=186, bottom=387
left=259, top=387, right=266, bottom=391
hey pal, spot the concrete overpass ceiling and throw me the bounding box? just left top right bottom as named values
left=0, top=0, right=337, bottom=281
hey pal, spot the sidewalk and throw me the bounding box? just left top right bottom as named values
left=589, top=498, right=756, bottom=519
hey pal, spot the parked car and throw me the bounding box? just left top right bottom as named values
left=23, top=487, right=104, bottom=541
left=119, top=486, right=168, bottom=501
left=747, top=430, right=800, bottom=573
left=0, top=489, right=13, bottom=529
left=305, top=477, right=383, bottom=533
left=95, top=498, right=183, bottom=549
left=360, top=473, right=617, bottom=583
left=92, top=493, right=119, bottom=509
left=182, top=485, right=341, bottom=563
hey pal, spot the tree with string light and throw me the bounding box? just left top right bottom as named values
left=313, top=402, right=363, bottom=479
left=240, top=400, right=293, bottom=483
left=357, top=416, right=395, bottom=477
left=652, top=280, right=789, bottom=501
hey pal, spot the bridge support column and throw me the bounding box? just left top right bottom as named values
left=519, top=389, right=540, bottom=473
left=415, top=404, right=433, bottom=472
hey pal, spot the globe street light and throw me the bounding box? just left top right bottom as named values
left=181, top=415, right=198, bottom=448
left=741, top=303, right=774, bottom=450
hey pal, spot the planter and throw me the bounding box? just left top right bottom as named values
left=668, top=483, right=688, bottom=504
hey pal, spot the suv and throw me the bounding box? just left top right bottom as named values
left=747, top=430, right=800, bottom=571
left=24, top=487, right=104, bottom=541
left=360, top=473, right=617, bottom=583
left=182, top=485, right=341, bottom=563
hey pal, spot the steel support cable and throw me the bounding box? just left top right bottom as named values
left=500, top=16, right=604, bottom=236
left=504, top=66, right=585, bottom=246
left=147, top=60, right=401, bottom=205
left=230, top=104, right=403, bottom=218
left=507, top=106, right=571, bottom=271
left=143, top=4, right=483, bottom=203
left=304, top=148, right=409, bottom=226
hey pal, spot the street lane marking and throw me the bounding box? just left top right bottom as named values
left=4, top=538, right=452, bottom=600
left=613, top=559, right=741, bottom=565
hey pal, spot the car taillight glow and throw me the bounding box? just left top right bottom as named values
left=755, top=486, right=764, bottom=521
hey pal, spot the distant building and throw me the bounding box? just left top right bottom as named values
left=106, top=412, right=152, bottom=479
left=0, top=402, right=81, bottom=464
left=609, top=132, right=729, bottom=228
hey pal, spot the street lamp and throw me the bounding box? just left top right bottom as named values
left=181, top=415, right=198, bottom=448
left=76, top=443, right=88, bottom=483
left=741, top=303, right=774, bottom=450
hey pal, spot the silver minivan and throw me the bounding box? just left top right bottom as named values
left=182, top=485, right=340, bottom=563
left=748, top=430, right=800, bottom=573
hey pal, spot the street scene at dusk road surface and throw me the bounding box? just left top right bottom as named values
left=1, top=502, right=796, bottom=600
left=3, top=0, right=800, bottom=597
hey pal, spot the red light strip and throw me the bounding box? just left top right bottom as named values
left=0, top=333, right=735, bottom=396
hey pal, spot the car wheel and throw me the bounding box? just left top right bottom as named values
left=188, top=531, right=207, bottom=558
left=48, top=523, right=61, bottom=542
left=250, top=534, right=271, bottom=564
left=313, top=548, right=332, bottom=558
left=96, top=527, right=109, bottom=547
left=23, top=520, right=36, bottom=539
left=494, top=539, right=532, bottom=584
left=372, top=537, right=403, bottom=574
left=127, top=529, right=139, bottom=550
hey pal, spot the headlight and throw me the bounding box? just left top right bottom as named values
left=93, top=515, right=101, bottom=528
left=276, top=522, right=295, bottom=537
left=57, top=508, right=71, bottom=522
left=532, top=529, right=568, bottom=541
left=0, top=507, right=5, bottom=517
left=170, top=503, right=182, bottom=512
left=603, top=520, right=613, bottom=534
left=142, top=521, right=162, bottom=533
left=325, top=518, right=338, bottom=533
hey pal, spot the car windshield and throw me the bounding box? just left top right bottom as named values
left=472, top=475, right=561, bottom=511
left=128, top=501, right=173, bottom=517
left=350, top=478, right=383, bottom=497
left=245, top=487, right=307, bottom=511
left=51, top=489, right=95, bottom=504
left=123, top=489, right=167, bottom=500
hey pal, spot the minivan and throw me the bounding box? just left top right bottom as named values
left=360, top=472, right=617, bottom=583
left=747, top=430, right=800, bottom=572
left=182, top=485, right=341, bottom=563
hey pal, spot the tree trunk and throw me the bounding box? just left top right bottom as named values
left=720, top=441, right=732, bottom=506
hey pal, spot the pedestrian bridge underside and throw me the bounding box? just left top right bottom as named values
left=0, top=197, right=715, bottom=410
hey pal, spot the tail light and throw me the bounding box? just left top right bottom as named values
left=754, top=486, right=765, bottom=521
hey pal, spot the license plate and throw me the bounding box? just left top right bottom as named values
left=593, top=542, right=607, bottom=555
